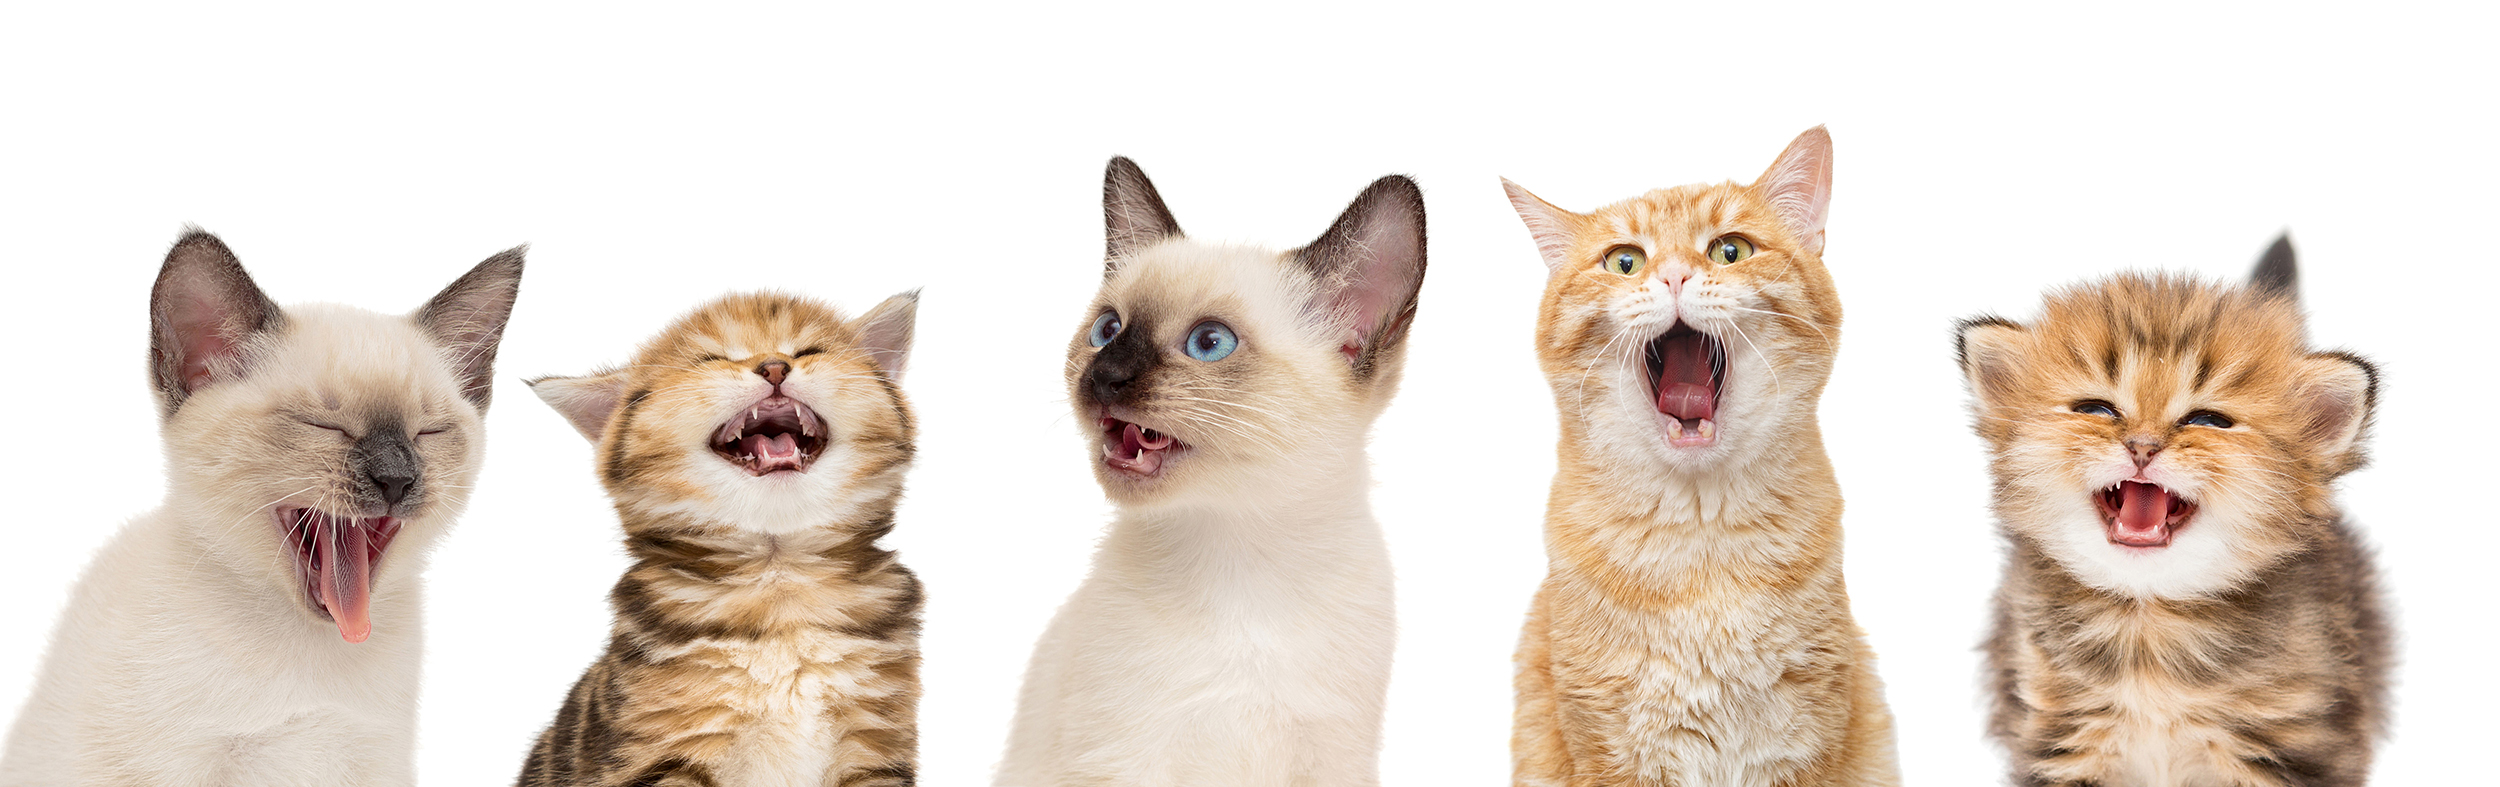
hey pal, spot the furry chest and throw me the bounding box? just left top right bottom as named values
left=1571, top=602, right=1838, bottom=786
left=652, top=632, right=895, bottom=786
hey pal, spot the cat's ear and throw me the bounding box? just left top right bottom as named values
left=1501, top=178, right=1580, bottom=272
left=1297, top=174, right=1428, bottom=376
left=1103, top=156, right=1183, bottom=270
left=415, top=246, right=526, bottom=411
left=850, top=289, right=919, bottom=382
left=2290, top=352, right=2376, bottom=461
left=150, top=228, right=285, bottom=415
left=527, top=371, right=628, bottom=443
left=1955, top=316, right=2029, bottom=408
left=2249, top=232, right=2298, bottom=302
left=1754, top=125, right=1835, bottom=257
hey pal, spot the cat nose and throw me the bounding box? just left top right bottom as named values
left=371, top=469, right=414, bottom=506
left=1659, top=265, right=1695, bottom=293
left=757, top=361, right=789, bottom=386
left=2126, top=436, right=2163, bottom=469
left=1089, top=361, right=1138, bottom=403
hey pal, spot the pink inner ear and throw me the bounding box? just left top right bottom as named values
left=172, top=295, right=239, bottom=394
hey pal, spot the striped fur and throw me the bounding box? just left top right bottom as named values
left=1502, top=128, right=1899, bottom=786
left=520, top=292, right=923, bottom=787
left=1957, top=245, right=2390, bottom=785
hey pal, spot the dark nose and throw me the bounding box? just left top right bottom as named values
left=2126, top=436, right=2163, bottom=469
left=371, top=469, right=414, bottom=507
left=757, top=361, right=789, bottom=386
left=1089, top=361, right=1138, bottom=404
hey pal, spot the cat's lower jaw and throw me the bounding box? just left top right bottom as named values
left=1095, top=412, right=1185, bottom=483
left=277, top=507, right=403, bottom=643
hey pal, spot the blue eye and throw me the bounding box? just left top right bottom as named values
left=2071, top=400, right=2119, bottom=418
left=1087, top=311, right=1122, bottom=347
left=1183, top=321, right=1238, bottom=362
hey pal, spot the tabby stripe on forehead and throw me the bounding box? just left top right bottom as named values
left=629, top=757, right=720, bottom=787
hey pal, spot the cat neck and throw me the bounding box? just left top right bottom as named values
left=1552, top=426, right=1838, bottom=532
left=1106, top=452, right=1384, bottom=557
left=616, top=501, right=899, bottom=570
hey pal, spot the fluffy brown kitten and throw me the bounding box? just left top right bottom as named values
left=519, top=292, right=923, bottom=787
left=1503, top=127, right=1898, bottom=786
left=1956, top=237, right=2390, bottom=786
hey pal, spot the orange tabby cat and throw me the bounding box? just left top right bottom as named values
left=1502, top=127, right=1898, bottom=786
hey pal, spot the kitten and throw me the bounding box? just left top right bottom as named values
left=0, top=230, right=522, bottom=787
left=1501, top=127, right=1900, bottom=786
left=995, top=157, right=1425, bottom=786
left=519, top=291, right=923, bottom=787
left=1957, top=236, right=2390, bottom=786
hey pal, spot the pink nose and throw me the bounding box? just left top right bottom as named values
left=757, top=361, right=789, bottom=386
left=1659, top=265, right=1694, bottom=293
left=2126, top=436, right=2162, bottom=469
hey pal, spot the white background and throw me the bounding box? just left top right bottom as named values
left=2, top=3, right=2492, bottom=784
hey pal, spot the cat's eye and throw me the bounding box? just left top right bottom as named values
left=1707, top=235, right=1755, bottom=265
left=1601, top=246, right=1647, bottom=276
left=417, top=427, right=449, bottom=437
left=2180, top=410, right=2235, bottom=429
left=299, top=419, right=350, bottom=435
left=2070, top=400, right=2120, bottom=419
left=793, top=347, right=825, bottom=358
left=1087, top=311, right=1123, bottom=347
left=1183, top=321, right=1239, bottom=362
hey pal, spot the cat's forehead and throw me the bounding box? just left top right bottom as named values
left=1103, top=242, right=1299, bottom=328
left=262, top=305, right=461, bottom=418
left=1588, top=182, right=1773, bottom=246
left=2027, top=277, right=2309, bottom=401
left=634, top=293, right=850, bottom=364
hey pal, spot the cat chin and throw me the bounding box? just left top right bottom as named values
left=2037, top=506, right=2257, bottom=600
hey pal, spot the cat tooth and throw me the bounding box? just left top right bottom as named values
left=1665, top=419, right=1686, bottom=440
left=1698, top=419, right=1716, bottom=442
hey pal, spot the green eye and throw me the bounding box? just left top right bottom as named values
left=1602, top=245, right=1647, bottom=276
left=1708, top=236, right=1755, bottom=265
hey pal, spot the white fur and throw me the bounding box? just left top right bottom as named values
left=997, top=239, right=1402, bottom=786
left=0, top=307, right=485, bottom=787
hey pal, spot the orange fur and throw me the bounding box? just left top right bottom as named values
left=1504, top=128, right=1896, bottom=786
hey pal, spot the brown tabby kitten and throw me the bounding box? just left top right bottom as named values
left=1957, top=237, right=2390, bottom=786
left=1503, top=127, right=1898, bottom=786
left=518, top=292, right=924, bottom=787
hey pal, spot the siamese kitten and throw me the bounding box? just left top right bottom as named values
left=1958, top=237, right=2390, bottom=786
left=1503, top=127, right=1899, bottom=786
left=520, top=291, right=923, bottom=787
left=0, top=230, right=523, bottom=787
left=996, top=158, right=1426, bottom=786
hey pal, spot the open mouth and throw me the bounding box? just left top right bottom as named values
left=2095, top=480, right=2197, bottom=548
left=1099, top=415, right=1182, bottom=479
left=1644, top=322, right=1727, bottom=447
left=712, top=395, right=830, bottom=475
left=278, top=507, right=402, bottom=643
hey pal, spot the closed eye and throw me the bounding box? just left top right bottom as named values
left=2070, top=400, right=2120, bottom=419
left=793, top=347, right=826, bottom=358
left=297, top=419, right=350, bottom=435
left=2179, top=410, right=2234, bottom=429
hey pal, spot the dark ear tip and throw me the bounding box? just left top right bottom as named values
left=1106, top=156, right=1145, bottom=178
left=166, top=227, right=236, bottom=260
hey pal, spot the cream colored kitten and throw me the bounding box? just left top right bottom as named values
left=996, top=158, right=1426, bottom=786
left=0, top=231, right=521, bottom=787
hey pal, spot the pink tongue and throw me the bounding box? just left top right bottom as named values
left=743, top=432, right=800, bottom=460
left=1655, top=336, right=1717, bottom=421
left=2117, top=482, right=2169, bottom=537
left=1125, top=423, right=1173, bottom=451
left=318, top=520, right=373, bottom=643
